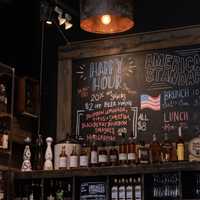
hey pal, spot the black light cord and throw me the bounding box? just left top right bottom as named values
left=37, top=20, right=45, bottom=136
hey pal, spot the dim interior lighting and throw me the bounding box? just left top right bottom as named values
left=65, top=21, right=73, bottom=30
left=46, top=20, right=52, bottom=25
left=80, top=0, right=134, bottom=34
left=58, top=15, right=66, bottom=25
left=101, top=14, right=111, bottom=25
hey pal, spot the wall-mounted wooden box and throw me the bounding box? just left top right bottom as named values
left=16, top=77, right=39, bottom=118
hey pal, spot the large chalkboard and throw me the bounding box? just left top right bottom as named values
left=72, top=45, right=200, bottom=142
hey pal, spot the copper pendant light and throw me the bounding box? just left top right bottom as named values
left=80, top=0, right=134, bottom=34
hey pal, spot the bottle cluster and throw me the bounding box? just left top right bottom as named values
left=15, top=179, right=72, bottom=200
left=111, top=176, right=142, bottom=200
left=57, top=127, right=185, bottom=169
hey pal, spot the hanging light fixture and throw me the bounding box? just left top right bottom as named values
left=80, top=0, right=134, bottom=34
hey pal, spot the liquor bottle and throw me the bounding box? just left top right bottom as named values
left=56, top=181, right=64, bottom=200
left=171, top=142, right=178, bottom=162
left=119, top=139, right=127, bottom=166
left=137, top=140, right=149, bottom=164
left=0, top=83, right=8, bottom=113
left=1, top=122, right=8, bottom=150
left=119, top=178, right=126, bottom=200
left=126, top=177, right=133, bottom=200
left=111, top=178, right=118, bottom=200
left=127, top=137, right=136, bottom=165
left=134, top=177, right=142, bottom=200
left=90, top=140, right=98, bottom=167
left=59, top=145, right=67, bottom=169
left=63, top=182, right=72, bottom=200
left=98, top=142, right=108, bottom=167
left=0, top=172, right=4, bottom=200
left=69, top=144, right=78, bottom=169
left=161, top=133, right=172, bottom=162
left=150, top=134, right=161, bottom=163
left=79, top=139, right=89, bottom=168
left=46, top=180, right=55, bottom=200
left=34, top=134, right=44, bottom=170
left=176, top=126, right=185, bottom=161
left=44, top=137, right=53, bottom=170
left=109, top=141, right=118, bottom=166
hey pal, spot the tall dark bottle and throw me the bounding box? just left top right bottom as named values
left=34, top=134, right=44, bottom=170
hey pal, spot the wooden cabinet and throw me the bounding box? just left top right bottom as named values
left=12, top=162, right=200, bottom=200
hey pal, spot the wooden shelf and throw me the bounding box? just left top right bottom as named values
left=0, top=112, right=11, bottom=118
left=14, top=161, right=200, bottom=180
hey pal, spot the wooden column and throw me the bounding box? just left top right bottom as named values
left=57, top=59, right=72, bottom=142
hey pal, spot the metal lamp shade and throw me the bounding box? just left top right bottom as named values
left=80, top=0, right=134, bottom=34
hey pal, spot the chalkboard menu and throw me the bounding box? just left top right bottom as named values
left=80, top=181, right=106, bottom=200
left=72, top=45, right=200, bottom=142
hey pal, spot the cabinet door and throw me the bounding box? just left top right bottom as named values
left=144, top=172, right=180, bottom=200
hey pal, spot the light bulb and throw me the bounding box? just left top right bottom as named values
left=101, top=15, right=111, bottom=25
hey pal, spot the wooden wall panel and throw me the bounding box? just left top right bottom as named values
left=56, top=59, right=72, bottom=142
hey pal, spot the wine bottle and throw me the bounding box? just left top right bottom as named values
left=69, top=144, right=78, bottom=169
left=176, top=126, right=185, bottom=161
left=59, top=145, right=67, bottom=169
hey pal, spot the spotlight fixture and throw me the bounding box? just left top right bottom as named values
left=80, top=0, right=134, bottom=34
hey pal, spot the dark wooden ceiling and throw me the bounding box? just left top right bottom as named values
left=0, top=0, right=200, bottom=78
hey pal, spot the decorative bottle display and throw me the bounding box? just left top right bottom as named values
left=137, top=140, right=149, bottom=164
left=79, top=139, right=89, bottom=168
left=90, top=140, right=98, bottom=167
left=119, top=139, right=127, bottom=165
left=34, top=134, right=44, bottom=170
left=176, top=126, right=185, bottom=161
left=44, top=137, right=53, bottom=170
left=98, top=142, right=108, bottom=167
left=21, top=137, right=32, bottom=171
left=127, top=137, right=136, bottom=165
left=69, top=144, right=78, bottom=169
left=150, top=134, right=161, bottom=163
left=161, top=133, right=172, bottom=162
left=59, top=145, right=67, bottom=169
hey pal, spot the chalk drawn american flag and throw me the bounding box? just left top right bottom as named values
left=140, top=94, right=160, bottom=111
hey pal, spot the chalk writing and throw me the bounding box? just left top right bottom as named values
left=145, top=53, right=200, bottom=87
left=89, top=58, right=123, bottom=92
left=164, top=111, right=189, bottom=123
left=138, top=112, right=149, bottom=132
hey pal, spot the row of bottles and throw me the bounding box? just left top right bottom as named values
left=15, top=179, right=72, bottom=200
left=111, top=176, right=142, bottom=200
left=56, top=127, right=185, bottom=169
left=25, top=126, right=185, bottom=172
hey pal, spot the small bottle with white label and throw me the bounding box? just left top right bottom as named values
left=69, top=144, right=78, bottom=169
left=119, top=178, right=126, bottom=200
left=134, top=177, right=142, bottom=200
left=111, top=178, right=118, bottom=200
left=98, top=142, right=108, bottom=167
left=79, top=139, right=89, bottom=168
left=126, top=177, right=133, bottom=200
left=90, top=140, right=98, bottom=167
left=59, top=145, right=67, bottom=169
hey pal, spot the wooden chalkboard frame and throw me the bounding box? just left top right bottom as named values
left=57, top=25, right=200, bottom=142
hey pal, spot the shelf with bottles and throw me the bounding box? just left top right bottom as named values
left=14, top=177, right=73, bottom=200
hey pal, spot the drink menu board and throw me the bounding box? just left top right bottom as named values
left=72, top=45, right=200, bottom=142
left=80, top=181, right=106, bottom=200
